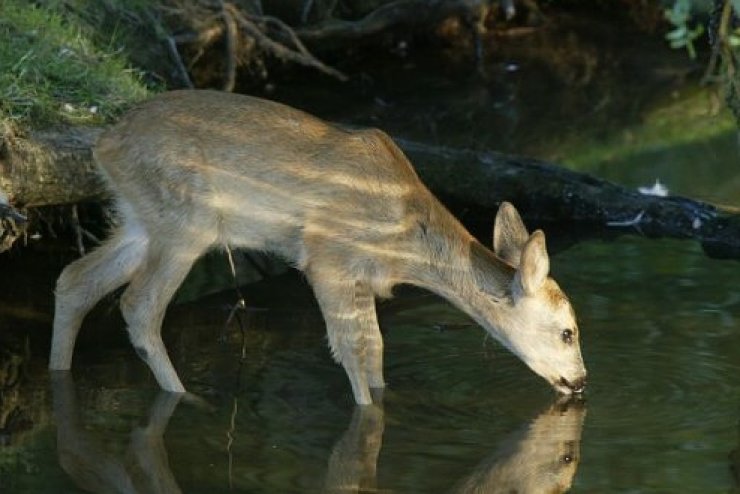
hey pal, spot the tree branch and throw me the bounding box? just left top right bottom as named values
left=224, top=3, right=348, bottom=81
left=295, top=0, right=489, bottom=41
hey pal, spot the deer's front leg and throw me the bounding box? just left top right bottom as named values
left=309, top=276, right=373, bottom=405
left=354, top=282, right=384, bottom=390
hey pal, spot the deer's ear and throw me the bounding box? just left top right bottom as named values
left=493, top=202, right=529, bottom=266
left=515, top=230, right=550, bottom=296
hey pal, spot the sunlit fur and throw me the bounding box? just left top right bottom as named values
left=50, top=90, right=586, bottom=404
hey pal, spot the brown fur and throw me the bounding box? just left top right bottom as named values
left=50, top=90, right=586, bottom=404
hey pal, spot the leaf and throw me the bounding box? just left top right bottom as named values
left=665, top=26, right=688, bottom=40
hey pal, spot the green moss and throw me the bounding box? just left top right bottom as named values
left=0, top=0, right=149, bottom=127
left=555, top=87, right=736, bottom=170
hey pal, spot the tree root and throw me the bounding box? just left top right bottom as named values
left=220, top=1, right=238, bottom=91
left=0, top=202, right=26, bottom=253
left=294, top=0, right=491, bottom=41
left=159, top=0, right=536, bottom=88
left=225, top=3, right=349, bottom=81
left=170, top=0, right=348, bottom=89
left=69, top=204, right=101, bottom=256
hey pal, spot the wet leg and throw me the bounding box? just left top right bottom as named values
left=120, top=245, right=203, bottom=393
left=310, top=274, right=372, bottom=405
left=355, top=282, right=384, bottom=390
left=50, top=226, right=148, bottom=370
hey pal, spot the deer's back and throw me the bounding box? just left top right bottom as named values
left=94, top=90, right=431, bottom=266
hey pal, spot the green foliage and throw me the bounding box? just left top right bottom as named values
left=664, top=0, right=704, bottom=59
left=0, top=0, right=149, bottom=127
left=557, top=87, right=735, bottom=171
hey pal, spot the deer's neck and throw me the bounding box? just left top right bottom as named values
left=399, top=200, right=513, bottom=310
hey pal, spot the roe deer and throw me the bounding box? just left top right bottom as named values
left=50, top=90, right=586, bottom=405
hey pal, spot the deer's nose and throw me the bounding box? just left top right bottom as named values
left=559, top=376, right=587, bottom=394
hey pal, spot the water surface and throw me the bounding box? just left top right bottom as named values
left=1, top=234, right=740, bottom=492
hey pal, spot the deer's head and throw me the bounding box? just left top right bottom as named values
left=470, top=202, right=586, bottom=394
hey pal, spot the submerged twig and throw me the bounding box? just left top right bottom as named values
left=606, top=210, right=646, bottom=228
left=226, top=397, right=238, bottom=489
left=222, top=244, right=248, bottom=360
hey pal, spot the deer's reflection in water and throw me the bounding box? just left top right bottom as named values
left=50, top=372, right=182, bottom=494
left=324, top=397, right=586, bottom=494
left=451, top=398, right=586, bottom=494
left=324, top=403, right=385, bottom=494
left=52, top=373, right=584, bottom=493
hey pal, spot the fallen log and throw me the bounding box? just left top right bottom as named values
left=0, top=126, right=104, bottom=208
left=399, top=139, right=740, bottom=259
left=0, top=125, right=104, bottom=252
left=1, top=125, right=739, bottom=259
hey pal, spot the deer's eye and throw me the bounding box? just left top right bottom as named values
left=561, top=329, right=574, bottom=344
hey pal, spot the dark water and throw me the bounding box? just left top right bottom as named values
left=2, top=236, right=740, bottom=493
left=3, top=13, right=740, bottom=494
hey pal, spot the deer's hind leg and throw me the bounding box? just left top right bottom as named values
left=50, top=222, right=149, bottom=370
left=120, top=237, right=210, bottom=393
